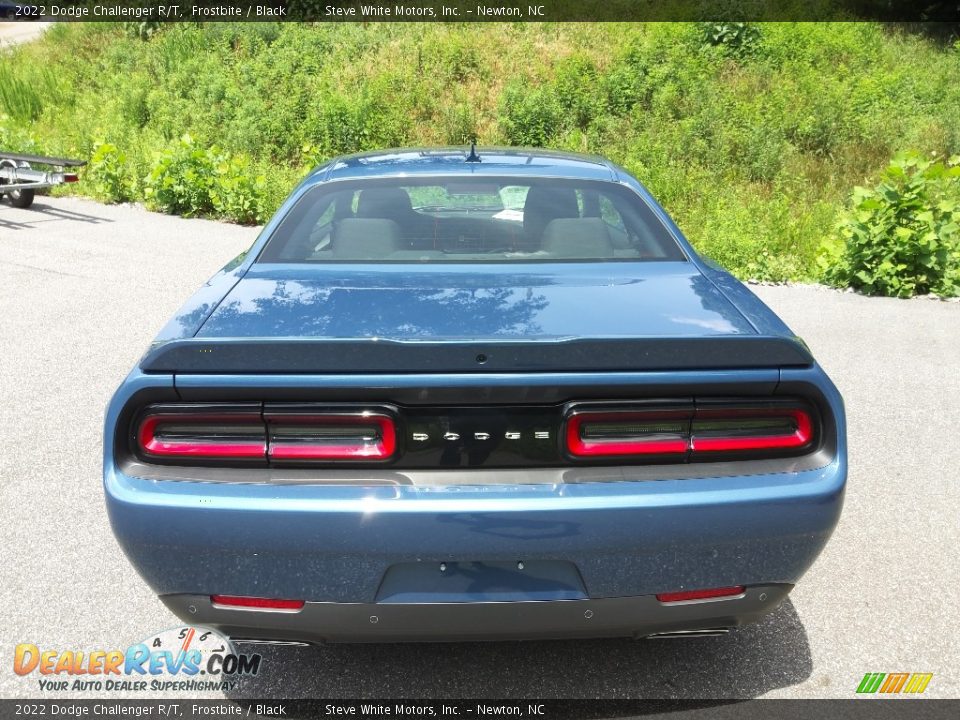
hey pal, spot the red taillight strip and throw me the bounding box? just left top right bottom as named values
left=266, top=413, right=397, bottom=461
left=565, top=410, right=690, bottom=457
left=136, top=406, right=398, bottom=463
left=656, top=586, right=745, bottom=603
left=210, top=595, right=305, bottom=611
left=137, top=414, right=266, bottom=459
left=564, top=403, right=816, bottom=460
left=691, top=408, right=813, bottom=453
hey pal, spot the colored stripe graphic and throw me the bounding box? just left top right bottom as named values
left=857, top=672, right=932, bottom=694
left=880, top=673, right=909, bottom=693
left=857, top=673, right=885, bottom=693
left=903, top=674, right=933, bottom=694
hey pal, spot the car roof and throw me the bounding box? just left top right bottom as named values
left=312, top=147, right=620, bottom=183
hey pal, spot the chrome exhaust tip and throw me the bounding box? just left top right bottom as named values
left=645, top=628, right=731, bottom=639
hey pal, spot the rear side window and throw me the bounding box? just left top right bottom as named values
left=258, top=177, right=686, bottom=263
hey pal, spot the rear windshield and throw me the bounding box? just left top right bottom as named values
left=257, top=177, right=686, bottom=263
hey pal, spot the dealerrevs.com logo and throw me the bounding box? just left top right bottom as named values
left=13, top=627, right=261, bottom=692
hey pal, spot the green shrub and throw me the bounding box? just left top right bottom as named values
left=699, top=22, right=762, bottom=57
left=602, top=62, right=647, bottom=116
left=823, top=152, right=960, bottom=297
left=124, top=21, right=163, bottom=41
left=500, top=83, right=562, bottom=146
left=440, top=103, right=478, bottom=145
left=553, top=55, right=602, bottom=130
left=0, top=65, right=45, bottom=123
left=424, top=34, right=486, bottom=81
left=0, top=114, right=44, bottom=155
left=141, top=135, right=267, bottom=223
left=88, top=142, right=136, bottom=203
left=211, top=155, right=268, bottom=225
left=143, top=135, right=218, bottom=216
left=308, top=94, right=370, bottom=156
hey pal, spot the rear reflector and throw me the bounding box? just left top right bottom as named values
left=564, top=402, right=815, bottom=461
left=656, top=586, right=745, bottom=603
left=210, top=595, right=305, bottom=611
left=137, top=409, right=266, bottom=460
left=64, top=174, right=79, bottom=183
left=266, top=412, right=396, bottom=461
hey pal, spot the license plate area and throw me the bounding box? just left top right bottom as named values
left=375, top=560, right=587, bottom=603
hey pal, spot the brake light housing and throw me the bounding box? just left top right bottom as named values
left=564, top=400, right=817, bottom=462
left=136, top=404, right=266, bottom=462
left=133, top=404, right=398, bottom=466
left=565, top=406, right=690, bottom=458
left=265, top=407, right=396, bottom=463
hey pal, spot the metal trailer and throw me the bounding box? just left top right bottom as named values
left=0, top=151, right=85, bottom=209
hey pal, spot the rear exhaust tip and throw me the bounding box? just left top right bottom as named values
left=645, top=628, right=731, bottom=639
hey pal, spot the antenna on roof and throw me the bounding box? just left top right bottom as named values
left=465, top=141, right=481, bottom=163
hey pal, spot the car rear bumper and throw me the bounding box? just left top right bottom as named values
left=161, top=584, right=791, bottom=643
left=105, top=453, right=844, bottom=640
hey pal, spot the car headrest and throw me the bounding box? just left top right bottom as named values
left=541, top=218, right=614, bottom=258
left=356, top=187, right=414, bottom=218
left=332, top=219, right=402, bottom=259
left=522, top=186, right=580, bottom=246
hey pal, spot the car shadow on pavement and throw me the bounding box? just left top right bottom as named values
left=225, top=598, right=811, bottom=699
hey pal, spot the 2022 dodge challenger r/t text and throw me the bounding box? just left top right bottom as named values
left=104, top=147, right=846, bottom=643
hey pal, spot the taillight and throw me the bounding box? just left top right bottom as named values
left=565, top=408, right=691, bottom=458
left=656, top=586, right=745, bottom=603
left=63, top=173, right=79, bottom=183
left=564, top=401, right=816, bottom=462
left=210, top=595, right=304, bottom=611
left=136, top=405, right=266, bottom=461
left=691, top=406, right=813, bottom=454
left=134, top=404, right=397, bottom=464
left=265, top=410, right=396, bottom=462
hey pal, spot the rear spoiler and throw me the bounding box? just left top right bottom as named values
left=139, top=336, right=814, bottom=374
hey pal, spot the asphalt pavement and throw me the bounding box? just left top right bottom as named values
left=1, top=196, right=957, bottom=700
left=0, top=22, right=52, bottom=49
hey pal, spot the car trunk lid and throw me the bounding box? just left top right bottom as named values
left=140, top=263, right=813, bottom=373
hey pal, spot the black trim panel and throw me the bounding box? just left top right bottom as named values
left=161, top=584, right=791, bottom=643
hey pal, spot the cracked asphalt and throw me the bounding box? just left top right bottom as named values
left=1, top=195, right=958, bottom=700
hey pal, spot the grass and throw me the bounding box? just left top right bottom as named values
left=1, top=21, right=959, bottom=282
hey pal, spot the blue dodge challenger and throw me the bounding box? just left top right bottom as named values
left=104, top=147, right=845, bottom=643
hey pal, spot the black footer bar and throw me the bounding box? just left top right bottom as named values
left=3, top=699, right=960, bottom=720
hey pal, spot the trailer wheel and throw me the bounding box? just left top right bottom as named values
left=6, top=188, right=35, bottom=208
left=0, top=159, right=35, bottom=208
